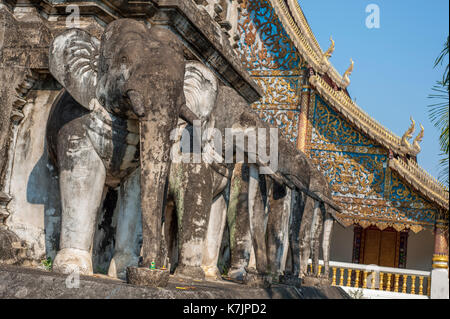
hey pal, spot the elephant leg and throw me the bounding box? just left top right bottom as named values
left=164, top=198, right=178, bottom=273
left=227, top=163, right=252, bottom=282
left=138, top=27, right=186, bottom=269
left=266, top=181, right=291, bottom=277
left=322, top=209, right=334, bottom=278
left=54, top=128, right=106, bottom=275
left=288, top=190, right=304, bottom=277
left=248, top=164, right=268, bottom=275
left=140, top=114, right=178, bottom=268
left=299, top=197, right=317, bottom=278
left=108, top=168, right=142, bottom=280
left=310, top=202, right=323, bottom=277
left=248, top=245, right=256, bottom=270
left=174, top=162, right=213, bottom=280
left=202, top=193, right=227, bottom=280
left=280, top=188, right=292, bottom=274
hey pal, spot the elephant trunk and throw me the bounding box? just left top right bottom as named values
left=129, top=85, right=183, bottom=268
left=123, top=25, right=187, bottom=269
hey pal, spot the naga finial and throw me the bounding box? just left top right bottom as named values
left=401, top=117, right=416, bottom=147
left=413, top=124, right=425, bottom=153
left=343, top=58, right=354, bottom=79
left=323, top=36, right=335, bottom=59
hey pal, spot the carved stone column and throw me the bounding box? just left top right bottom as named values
left=431, top=217, right=449, bottom=299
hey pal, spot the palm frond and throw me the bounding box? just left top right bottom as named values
left=428, top=36, right=449, bottom=186
left=438, top=155, right=449, bottom=186
left=434, top=36, right=449, bottom=87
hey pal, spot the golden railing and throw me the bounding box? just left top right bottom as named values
left=308, top=261, right=431, bottom=297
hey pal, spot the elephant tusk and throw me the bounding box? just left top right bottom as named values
left=126, top=90, right=146, bottom=118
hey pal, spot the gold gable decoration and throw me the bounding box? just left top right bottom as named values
left=269, top=0, right=429, bottom=157
left=309, top=75, right=411, bottom=155
left=266, top=0, right=448, bottom=215
left=390, top=157, right=449, bottom=211
left=273, top=0, right=351, bottom=88
left=335, top=214, right=425, bottom=234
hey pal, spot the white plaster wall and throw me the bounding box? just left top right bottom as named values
left=5, top=89, right=61, bottom=260
left=329, top=223, right=354, bottom=263
left=406, top=229, right=434, bottom=271
left=329, top=224, right=434, bottom=271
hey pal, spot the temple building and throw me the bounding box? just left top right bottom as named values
left=235, top=0, right=449, bottom=296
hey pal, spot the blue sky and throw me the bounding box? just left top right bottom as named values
left=299, top=0, right=449, bottom=179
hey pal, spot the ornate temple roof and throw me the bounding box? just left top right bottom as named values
left=269, top=0, right=449, bottom=212
left=390, top=157, right=449, bottom=211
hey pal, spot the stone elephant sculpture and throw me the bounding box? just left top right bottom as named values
left=46, top=19, right=188, bottom=274
left=297, top=167, right=338, bottom=279
left=201, top=86, right=340, bottom=284
left=107, top=61, right=231, bottom=280
left=220, top=163, right=338, bottom=284
left=106, top=68, right=326, bottom=283
left=199, top=86, right=339, bottom=283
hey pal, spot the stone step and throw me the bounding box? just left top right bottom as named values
left=0, top=229, right=33, bottom=266
left=0, top=264, right=351, bottom=299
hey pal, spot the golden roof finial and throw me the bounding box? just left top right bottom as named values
left=412, top=124, right=425, bottom=154
left=323, top=36, right=335, bottom=59
left=414, top=124, right=424, bottom=143
left=402, top=117, right=416, bottom=147
left=343, top=58, right=354, bottom=79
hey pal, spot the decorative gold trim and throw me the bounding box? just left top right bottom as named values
left=309, top=75, right=405, bottom=153
left=401, top=117, right=424, bottom=156
left=334, top=213, right=427, bottom=233
left=432, top=263, right=449, bottom=269
left=412, top=124, right=425, bottom=155
left=272, top=0, right=431, bottom=157
left=284, top=0, right=347, bottom=87
left=304, top=88, right=316, bottom=157
left=390, top=157, right=449, bottom=210
left=270, top=0, right=449, bottom=213
left=342, top=58, right=354, bottom=87
left=269, top=0, right=321, bottom=71
left=432, top=255, right=449, bottom=263
left=323, top=36, right=335, bottom=60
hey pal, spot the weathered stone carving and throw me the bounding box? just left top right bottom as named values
left=196, top=0, right=241, bottom=48
left=46, top=19, right=187, bottom=274
left=222, top=165, right=337, bottom=285
left=1, top=2, right=337, bottom=288
left=199, top=85, right=336, bottom=285
left=298, top=169, right=336, bottom=280
left=107, top=61, right=226, bottom=280
left=99, top=60, right=337, bottom=285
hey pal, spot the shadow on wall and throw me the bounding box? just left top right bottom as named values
left=26, top=142, right=118, bottom=273
left=26, top=143, right=61, bottom=261
left=26, top=145, right=120, bottom=272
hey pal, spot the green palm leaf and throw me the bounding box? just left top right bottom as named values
left=428, top=36, right=449, bottom=186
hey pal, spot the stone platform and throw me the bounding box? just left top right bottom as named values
left=0, top=264, right=350, bottom=299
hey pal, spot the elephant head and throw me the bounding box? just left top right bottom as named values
left=49, top=19, right=186, bottom=267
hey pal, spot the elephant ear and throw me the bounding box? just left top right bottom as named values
left=49, top=29, right=100, bottom=110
